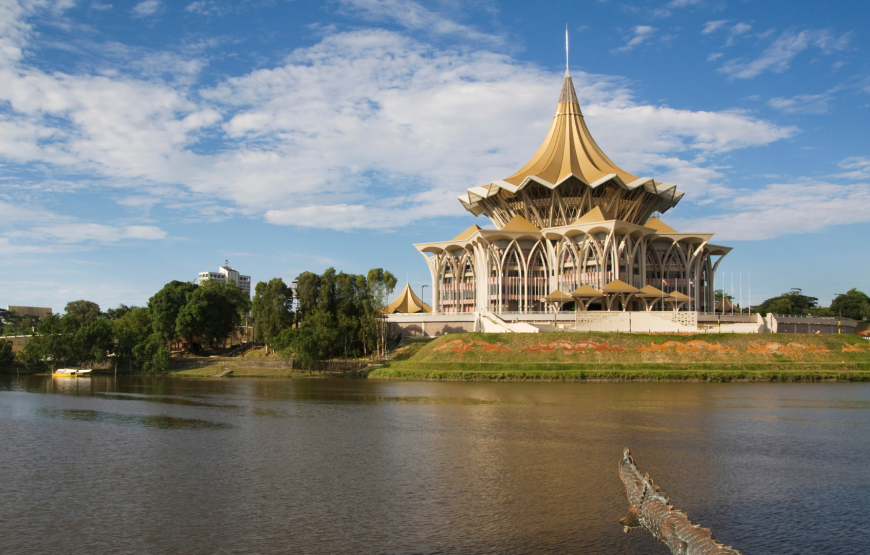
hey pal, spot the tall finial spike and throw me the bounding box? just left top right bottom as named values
left=565, top=26, right=569, bottom=76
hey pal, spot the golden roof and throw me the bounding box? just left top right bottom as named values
left=635, top=285, right=666, bottom=298
left=601, top=279, right=640, bottom=294
left=383, top=283, right=432, bottom=314
left=504, top=73, right=640, bottom=187
left=501, top=215, right=541, bottom=232
left=574, top=205, right=613, bottom=224
left=714, top=297, right=734, bottom=312
left=644, top=217, right=677, bottom=233
left=544, top=290, right=574, bottom=302
left=452, top=224, right=481, bottom=241
left=668, top=291, right=692, bottom=301
left=570, top=284, right=604, bottom=297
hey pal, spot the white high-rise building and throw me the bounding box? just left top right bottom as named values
left=198, top=261, right=252, bottom=298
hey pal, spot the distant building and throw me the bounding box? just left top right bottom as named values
left=7, top=306, right=52, bottom=320
left=198, top=261, right=252, bottom=298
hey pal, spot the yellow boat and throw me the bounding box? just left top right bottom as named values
left=53, top=368, right=93, bottom=377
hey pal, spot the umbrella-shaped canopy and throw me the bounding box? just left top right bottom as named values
left=383, top=283, right=433, bottom=314
left=601, top=279, right=640, bottom=294
left=570, top=284, right=604, bottom=297
left=544, top=290, right=574, bottom=303
left=635, top=284, right=666, bottom=298
left=669, top=291, right=692, bottom=301
left=714, top=297, right=734, bottom=312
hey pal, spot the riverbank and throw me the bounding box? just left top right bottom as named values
left=369, top=332, right=870, bottom=382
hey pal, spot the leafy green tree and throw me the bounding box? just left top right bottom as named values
left=149, top=281, right=199, bottom=343
left=65, top=300, right=102, bottom=326
left=113, top=307, right=153, bottom=373
left=713, top=289, right=733, bottom=302
left=754, top=291, right=819, bottom=316
left=831, top=289, right=870, bottom=321
left=366, top=268, right=397, bottom=357
left=251, top=278, right=295, bottom=351
left=0, top=340, right=13, bottom=366
left=104, top=304, right=133, bottom=320
left=73, top=319, right=115, bottom=366
left=176, top=281, right=250, bottom=351
left=24, top=313, right=81, bottom=370
left=133, top=332, right=171, bottom=373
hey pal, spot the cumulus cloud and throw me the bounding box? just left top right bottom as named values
left=672, top=181, right=870, bottom=240
left=612, top=25, right=657, bottom=53
left=0, top=3, right=799, bottom=233
left=719, top=29, right=851, bottom=79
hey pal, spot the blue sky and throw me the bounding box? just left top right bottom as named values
left=1, top=0, right=868, bottom=311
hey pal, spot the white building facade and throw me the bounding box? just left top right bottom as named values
left=198, top=262, right=252, bottom=298
left=414, top=69, right=731, bottom=316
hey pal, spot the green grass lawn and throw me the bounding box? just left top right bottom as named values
left=369, top=332, right=870, bottom=382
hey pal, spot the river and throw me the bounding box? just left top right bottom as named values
left=1, top=376, right=868, bottom=554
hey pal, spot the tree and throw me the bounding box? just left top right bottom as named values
left=133, top=332, right=171, bottom=373
left=366, top=268, right=397, bottom=357
left=65, top=300, right=101, bottom=326
left=831, top=289, right=870, bottom=321
left=113, top=307, right=154, bottom=373
left=251, top=278, right=295, bottom=351
left=175, top=281, right=250, bottom=351
left=73, top=319, right=115, bottom=366
left=24, top=313, right=81, bottom=370
left=713, top=289, right=733, bottom=302
left=0, top=340, right=13, bottom=367
left=149, top=281, right=198, bottom=343
left=754, top=291, right=819, bottom=316
left=104, top=304, right=133, bottom=320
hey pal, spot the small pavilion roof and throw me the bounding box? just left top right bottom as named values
left=384, top=283, right=432, bottom=314
left=644, top=217, right=677, bottom=233
left=635, top=285, right=666, bottom=298
left=602, top=279, right=639, bottom=294
left=452, top=224, right=481, bottom=241
left=544, top=290, right=574, bottom=303
left=574, top=205, right=613, bottom=224
left=501, top=215, right=541, bottom=232
left=714, top=297, right=734, bottom=312
left=570, top=284, right=603, bottom=297
left=668, top=291, right=692, bottom=301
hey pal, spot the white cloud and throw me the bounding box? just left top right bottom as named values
left=91, top=2, right=112, bottom=10
left=0, top=7, right=798, bottom=232
left=768, top=92, right=832, bottom=114
left=612, top=26, right=657, bottom=53
left=132, top=0, right=160, bottom=17
left=707, top=52, right=723, bottom=61
left=702, top=20, right=728, bottom=34
left=719, top=29, right=851, bottom=79
left=830, top=157, right=870, bottom=180
left=336, top=0, right=500, bottom=43
left=672, top=181, right=870, bottom=240
left=667, top=0, right=701, bottom=7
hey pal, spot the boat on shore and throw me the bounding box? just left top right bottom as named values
left=53, top=368, right=93, bottom=377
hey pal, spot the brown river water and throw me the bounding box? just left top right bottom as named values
left=1, top=376, right=869, bottom=555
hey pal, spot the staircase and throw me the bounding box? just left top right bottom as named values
left=479, top=311, right=540, bottom=333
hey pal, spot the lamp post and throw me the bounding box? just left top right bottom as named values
left=834, top=293, right=843, bottom=334
left=421, top=284, right=428, bottom=308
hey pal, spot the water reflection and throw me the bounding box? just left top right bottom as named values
left=0, top=376, right=868, bottom=554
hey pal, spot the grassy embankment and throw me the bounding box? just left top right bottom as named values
left=370, top=332, right=870, bottom=382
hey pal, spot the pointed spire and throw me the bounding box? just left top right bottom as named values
left=565, top=25, right=570, bottom=77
